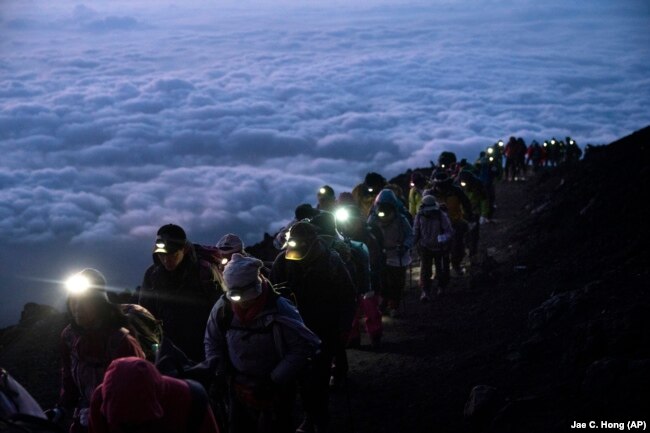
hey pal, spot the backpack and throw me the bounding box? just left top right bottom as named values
left=0, top=368, right=65, bottom=433
left=119, top=304, right=164, bottom=362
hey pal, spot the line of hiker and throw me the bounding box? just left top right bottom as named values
left=19, top=140, right=580, bottom=433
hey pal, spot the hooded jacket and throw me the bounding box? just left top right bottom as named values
left=139, top=244, right=221, bottom=362
left=89, top=357, right=219, bottom=433
left=204, top=282, right=320, bottom=386
left=367, top=189, right=414, bottom=267
left=413, top=202, right=454, bottom=252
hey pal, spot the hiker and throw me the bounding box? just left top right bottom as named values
left=55, top=268, right=145, bottom=433
left=270, top=221, right=356, bottom=433
left=408, top=172, right=427, bottom=217
left=316, top=185, right=336, bottom=213
left=427, top=172, right=473, bottom=277
left=204, top=254, right=320, bottom=433
left=413, top=196, right=454, bottom=300
left=309, top=211, right=370, bottom=385
left=88, top=357, right=219, bottom=433
left=336, top=204, right=384, bottom=349
left=367, top=189, right=413, bottom=318
left=273, top=203, right=320, bottom=251
left=457, top=171, right=490, bottom=260
left=139, top=224, right=221, bottom=362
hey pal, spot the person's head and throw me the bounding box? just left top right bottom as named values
left=65, top=268, right=111, bottom=329
left=294, top=203, right=319, bottom=221
left=364, top=172, right=387, bottom=193
left=100, top=357, right=166, bottom=428
left=310, top=211, right=342, bottom=240
left=153, top=224, right=189, bottom=271
left=431, top=171, right=452, bottom=191
left=317, top=185, right=336, bottom=210
left=223, top=254, right=264, bottom=308
left=376, top=201, right=396, bottom=223
left=419, top=195, right=439, bottom=212
left=216, top=233, right=244, bottom=267
left=410, top=172, right=426, bottom=189
left=285, top=221, right=319, bottom=262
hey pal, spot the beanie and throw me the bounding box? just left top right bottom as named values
left=216, top=233, right=244, bottom=255
left=223, top=254, right=263, bottom=302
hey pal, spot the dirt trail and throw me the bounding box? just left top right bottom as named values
left=329, top=177, right=539, bottom=433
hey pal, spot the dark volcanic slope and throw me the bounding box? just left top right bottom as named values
left=1, top=126, right=648, bottom=433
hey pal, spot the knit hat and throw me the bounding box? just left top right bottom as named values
left=419, top=195, right=439, bottom=212
left=317, top=185, right=335, bottom=200
left=223, top=253, right=263, bottom=302
left=65, top=268, right=110, bottom=309
left=154, top=224, right=187, bottom=254
left=216, top=233, right=244, bottom=255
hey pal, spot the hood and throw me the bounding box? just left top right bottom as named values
left=101, top=357, right=170, bottom=424
left=373, top=188, right=402, bottom=208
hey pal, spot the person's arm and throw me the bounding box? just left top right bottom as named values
left=58, top=328, right=79, bottom=412
left=203, top=300, right=228, bottom=372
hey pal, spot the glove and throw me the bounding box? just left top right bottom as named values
left=362, top=290, right=375, bottom=300
left=479, top=216, right=489, bottom=224
left=78, top=408, right=90, bottom=427
left=45, top=407, right=65, bottom=424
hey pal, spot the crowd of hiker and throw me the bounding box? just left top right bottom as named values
left=1, top=137, right=581, bottom=433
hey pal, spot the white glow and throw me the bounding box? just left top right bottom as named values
left=287, top=240, right=297, bottom=248
left=335, top=208, right=350, bottom=222
left=221, top=258, right=228, bottom=265
left=487, top=147, right=494, bottom=154
left=229, top=294, right=242, bottom=302
left=66, top=274, right=90, bottom=294
left=378, top=211, right=385, bottom=218
left=156, top=242, right=165, bottom=249
left=319, top=188, right=326, bottom=194
left=460, top=181, right=467, bottom=187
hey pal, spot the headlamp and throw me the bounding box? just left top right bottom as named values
left=368, top=187, right=374, bottom=193
left=498, top=140, right=504, bottom=147
left=551, top=139, right=556, bottom=145
left=319, top=187, right=327, bottom=195
left=287, top=240, right=298, bottom=248
left=489, top=157, right=494, bottom=162
left=543, top=141, right=548, bottom=147
left=441, top=164, right=445, bottom=169
left=378, top=211, right=386, bottom=218
left=460, top=181, right=467, bottom=187
left=569, top=140, right=575, bottom=145
left=66, top=274, right=91, bottom=295
left=229, top=293, right=242, bottom=302
left=335, top=208, right=350, bottom=223
left=221, top=258, right=228, bottom=265
left=410, top=182, right=415, bottom=187
left=487, top=147, right=494, bottom=154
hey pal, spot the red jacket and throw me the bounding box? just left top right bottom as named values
left=59, top=325, right=145, bottom=412
left=89, top=357, right=219, bottom=433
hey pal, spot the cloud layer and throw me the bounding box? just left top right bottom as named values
left=1, top=0, right=649, bottom=323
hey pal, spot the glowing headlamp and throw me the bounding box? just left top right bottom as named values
left=498, top=140, right=504, bottom=147
left=551, top=139, right=556, bottom=145
left=319, top=187, right=327, bottom=195
left=229, top=294, right=242, bottom=302
left=569, top=140, right=575, bottom=145
left=221, top=258, right=228, bottom=265
left=378, top=211, right=386, bottom=218
left=460, top=181, right=467, bottom=187
left=489, top=157, right=494, bottom=162
left=156, top=242, right=165, bottom=249
left=441, top=164, right=445, bottom=169
left=368, top=187, right=374, bottom=193
left=410, top=182, right=415, bottom=187
left=287, top=240, right=298, bottom=248
left=66, top=274, right=91, bottom=294
left=487, top=147, right=494, bottom=154
left=335, top=208, right=350, bottom=223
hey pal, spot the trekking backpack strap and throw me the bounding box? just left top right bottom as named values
left=185, top=380, right=208, bottom=433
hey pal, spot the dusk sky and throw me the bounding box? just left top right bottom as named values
left=1, top=0, right=649, bottom=325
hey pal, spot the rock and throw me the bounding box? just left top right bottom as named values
left=19, top=303, right=59, bottom=328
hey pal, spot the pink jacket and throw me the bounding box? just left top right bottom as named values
left=89, top=357, right=219, bottom=433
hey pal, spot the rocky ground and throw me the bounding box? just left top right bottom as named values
left=2, top=126, right=648, bottom=433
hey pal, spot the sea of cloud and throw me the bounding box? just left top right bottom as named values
left=0, top=0, right=648, bottom=325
